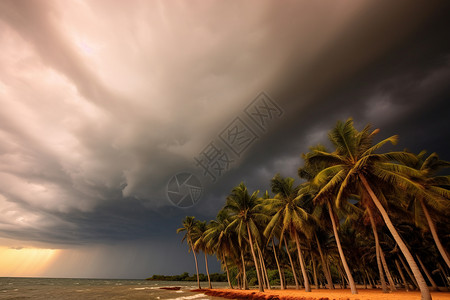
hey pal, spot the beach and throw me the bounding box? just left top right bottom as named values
left=197, top=288, right=450, bottom=300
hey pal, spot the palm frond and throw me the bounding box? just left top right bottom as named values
left=371, top=167, right=427, bottom=198
left=313, top=164, right=346, bottom=186
left=335, top=169, right=355, bottom=208
left=372, top=151, right=418, bottom=165
left=429, top=175, right=450, bottom=186
left=361, top=135, right=398, bottom=157
left=328, top=118, right=358, bottom=160
left=314, top=169, right=347, bottom=203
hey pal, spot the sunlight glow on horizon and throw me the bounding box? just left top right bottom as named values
left=0, top=247, right=60, bottom=277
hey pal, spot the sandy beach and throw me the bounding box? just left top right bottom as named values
left=196, top=288, right=450, bottom=300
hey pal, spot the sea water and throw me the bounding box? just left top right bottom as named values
left=0, top=277, right=229, bottom=299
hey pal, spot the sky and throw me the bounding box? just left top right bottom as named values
left=0, top=0, right=449, bottom=279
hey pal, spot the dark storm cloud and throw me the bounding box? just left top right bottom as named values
left=0, top=0, right=449, bottom=277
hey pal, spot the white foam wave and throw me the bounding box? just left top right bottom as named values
left=165, top=293, right=209, bottom=300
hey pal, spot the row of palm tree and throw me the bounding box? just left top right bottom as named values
left=177, top=119, right=449, bottom=300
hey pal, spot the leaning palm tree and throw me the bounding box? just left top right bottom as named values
left=264, top=174, right=311, bottom=292
left=194, top=221, right=213, bottom=289
left=299, top=148, right=358, bottom=294
left=177, top=216, right=202, bottom=289
left=224, top=182, right=265, bottom=292
left=204, top=209, right=235, bottom=289
left=307, top=119, right=431, bottom=299
left=401, top=151, right=450, bottom=269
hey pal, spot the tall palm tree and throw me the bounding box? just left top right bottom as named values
left=204, top=210, right=234, bottom=289
left=402, top=151, right=450, bottom=269
left=261, top=190, right=286, bottom=289
left=313, top=229, right=334, bottom=289
left=307, top=119, right=431, bottom=299
left=299, top=150, right=358, bottom=294
left=194, top=221, right=212, bottom=289
left=177, top=216, right=202, bottom=289
left=224, top=182, right=265, bottom=292
left=363, top=195, right=389, bottom=292
left=264, top=174, right=311, bottom=292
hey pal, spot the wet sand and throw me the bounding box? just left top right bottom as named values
left=196, top=288, right=450, bottom=300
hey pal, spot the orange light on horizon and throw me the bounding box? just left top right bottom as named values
left=0, top=247, right=60, bottom=277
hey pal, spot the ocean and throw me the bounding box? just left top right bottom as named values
left=0, top=277, right=229, bottom=299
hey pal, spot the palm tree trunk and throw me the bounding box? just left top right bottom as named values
left=438, top=263, right=450, bottom=287
left=325, top=255, right=335, bottom=289
left=437, top=269, right=448, bottom=289
left=312, top=256, right=319, bottom=289
left=223, top=253, right=233, bottom=289
left=284, top=238, right=300, bottom=289
left=364, top=270, right=370, bottom=288
left=420, top=198, right=450, bottom=269
left=260, top=248, right=271, bottom=290
left=256, top=245, right=267, bottom=289
left=379, top=245, right=396, bottom=291
left=293, top=231, right=311, bottom=292
left=337, top=265, right=346, bottom=288
left=416, top=254, right=438, bottom=291
left=247, top=224, right=264, bottom=292
left=281, top=267, right=287, bottom=288
left=367, top=207, right=388, bottom=293
left=399, top=254, right=418, bottom=289
left=204, top=252, right=212, bottom=289
left=257, top=243, right=271, bottom=289
left=359, top=174, right=431, bottom=300
left=237, top=271, right=241, bottom=289
left=327, top=200, right=358, bottom=294
left=339, top=263, right=350, bottom=287
left=395, top=259, right=409, bottom=291
left=189, top=238, right=201, bottom=289
left=366, top=270, right=375, bottom=288
left=272, top=238, right=285, bottom=290
left=363, top=270, right=367, bottom=289
left=315, top=233, right=333, bottom=289
left=241, top=251, right=248, bottom=290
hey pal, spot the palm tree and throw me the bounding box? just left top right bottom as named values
left=194, top=221, right=212, bottom=289
left=224, top=182, right=265, bottom=292
left=264, top=174, right=311, bottom=292
left=204, top=210, right=234, bottom=289
left=313, top=229, right=334, bottom=289
left=261, top=190, right=286, bottom=290
left=364, top=196, right=389, bottom=292
left=402, top=151, right=450, bottom=269
left=299, top=149, right=358, bottom=294
left=177, top=216, right=202, bottom=289
left=307, top=119, right=431, bottom=299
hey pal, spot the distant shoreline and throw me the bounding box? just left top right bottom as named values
left=146, top=272, right=227, bottom=282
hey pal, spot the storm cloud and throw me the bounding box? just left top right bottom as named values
left=0, top=0, right=449, bottom=278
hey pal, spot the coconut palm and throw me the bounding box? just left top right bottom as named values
left=401, top=151, right=450, bottom=269
left=194, top=220, right=213, bottom=289
left=299, top=149, right=359, bottom=294
left=264, top=174, right=311, bottom=292
left=204, top=210, right=234, bottom=289
left=224, top=182, right=265, bottom=292
left=260, top=190, right=286, bottom=289
left=177, top=216, right=202, bottom=289
left=307, top=119, right=431, bottom=299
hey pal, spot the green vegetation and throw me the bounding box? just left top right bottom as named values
left=146, top=272, right=227, bottom=282
left=177, top=119, right=449, bottom=300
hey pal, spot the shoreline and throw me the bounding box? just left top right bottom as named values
left=191, top=288, right=450, bottom=300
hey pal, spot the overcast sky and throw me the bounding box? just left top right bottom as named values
left=0, top=0, right=449, bottom=279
